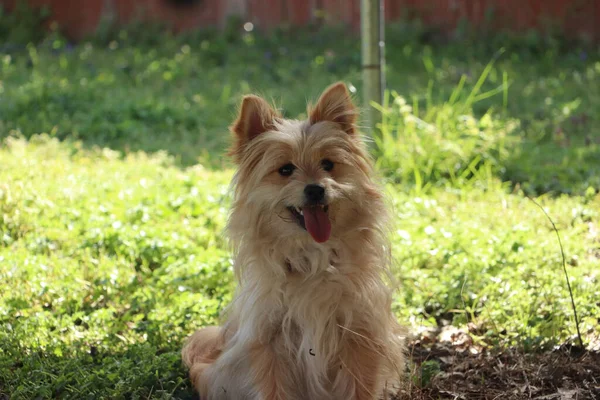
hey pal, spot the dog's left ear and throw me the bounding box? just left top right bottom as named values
left=309, top=82, right=357, bottom=135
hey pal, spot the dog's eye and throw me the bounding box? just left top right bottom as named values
left=278, top=163, right=296, bottom=176
left=321, top=159, right=334, bottom=172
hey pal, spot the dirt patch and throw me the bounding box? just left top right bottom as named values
left=396, top=341, right=600, bottom=400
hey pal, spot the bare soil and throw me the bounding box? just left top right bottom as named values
left=396, top=338, right=600, bottom=400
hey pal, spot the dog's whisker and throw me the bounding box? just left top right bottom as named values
left=278, top=214, right=295, bottom=223
left=339, top=190, right=360, bottom=206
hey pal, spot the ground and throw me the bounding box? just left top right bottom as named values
left=0, top=18, right=599, bottom=400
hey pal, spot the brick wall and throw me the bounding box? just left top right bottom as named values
left=1, top=0, right=598, bottom=41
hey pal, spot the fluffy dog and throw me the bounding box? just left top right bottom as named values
left=182, top=82, right=405, bottom=399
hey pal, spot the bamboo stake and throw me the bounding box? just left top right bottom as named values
left=361, top=0, right=384, bottom=133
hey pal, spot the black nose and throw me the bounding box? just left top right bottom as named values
left=304, top=184, right=325, bottom=204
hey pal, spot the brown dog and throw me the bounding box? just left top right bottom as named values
left=182, top=82, right=405, bottom=399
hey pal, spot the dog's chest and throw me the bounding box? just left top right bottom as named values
left=283, top=262, right=348, bottom=304
left=279, top=264, right=356, bottom=338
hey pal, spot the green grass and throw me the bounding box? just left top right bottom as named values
left=1, top=23, right=599, bottom=193
left=1, top=21, right=600, bottom=399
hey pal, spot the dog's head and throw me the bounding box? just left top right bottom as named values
left=229, top=82, right=381, bottom=245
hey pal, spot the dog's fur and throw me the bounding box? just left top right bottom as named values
left=182, top=82, right=405, bottom=400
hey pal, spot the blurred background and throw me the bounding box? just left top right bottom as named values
left=0, top=1, right=599, bottom=399
left=2, top=0, right=600, bottom=40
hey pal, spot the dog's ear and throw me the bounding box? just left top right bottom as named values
left=229, top=95, right=280, bottom=162
left=309, top=82, right=357, bottom=135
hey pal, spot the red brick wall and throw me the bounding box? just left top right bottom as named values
left=1, top=0, right=222, bottom=39
left=1, top=0, right=598, bottom=41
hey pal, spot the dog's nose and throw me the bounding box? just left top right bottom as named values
left=304, top=184, right=325, bottom=204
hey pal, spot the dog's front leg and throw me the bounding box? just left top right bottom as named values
left=333, top=336, right=383, bottom=400
left=181, top=326, right=225, bottom=398
left=246, top=341, right=295, bottom=400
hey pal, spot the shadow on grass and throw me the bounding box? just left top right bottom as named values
left=501, top=124, right=600, bottom=196
left=4, top=336, right=599, bottom=400
left=0, top=339, right=198, bottom=400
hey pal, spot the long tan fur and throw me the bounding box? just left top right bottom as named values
left=182, top=82, right=406, bottom=400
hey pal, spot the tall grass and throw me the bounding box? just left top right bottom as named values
left=374, top=54, right=513, bottom=193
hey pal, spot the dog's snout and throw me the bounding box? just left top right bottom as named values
left=304, top=184, right=325, bottom=204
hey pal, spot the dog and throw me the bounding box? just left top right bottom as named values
left=182, top=82, right=406, bottom=399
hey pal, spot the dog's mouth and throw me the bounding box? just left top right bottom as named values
left=287, top=205, right=331, bottom=243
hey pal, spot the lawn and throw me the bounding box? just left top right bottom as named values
left=1, top=18, right=599, bottom=399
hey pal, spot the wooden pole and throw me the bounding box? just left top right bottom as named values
left=222, top=0, right=247, bottom=27
left=361, top=0, right=384, bottom=133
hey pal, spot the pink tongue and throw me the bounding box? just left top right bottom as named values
left=303, top=206, right=331, bottom=243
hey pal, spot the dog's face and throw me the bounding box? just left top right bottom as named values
left=229, top=83, right=379, bottom=245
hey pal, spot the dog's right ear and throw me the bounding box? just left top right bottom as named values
left=229, top=95, right=280, bottom=162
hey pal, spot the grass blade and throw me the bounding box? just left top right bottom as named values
left=525, top=195, right=585, bottom=350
